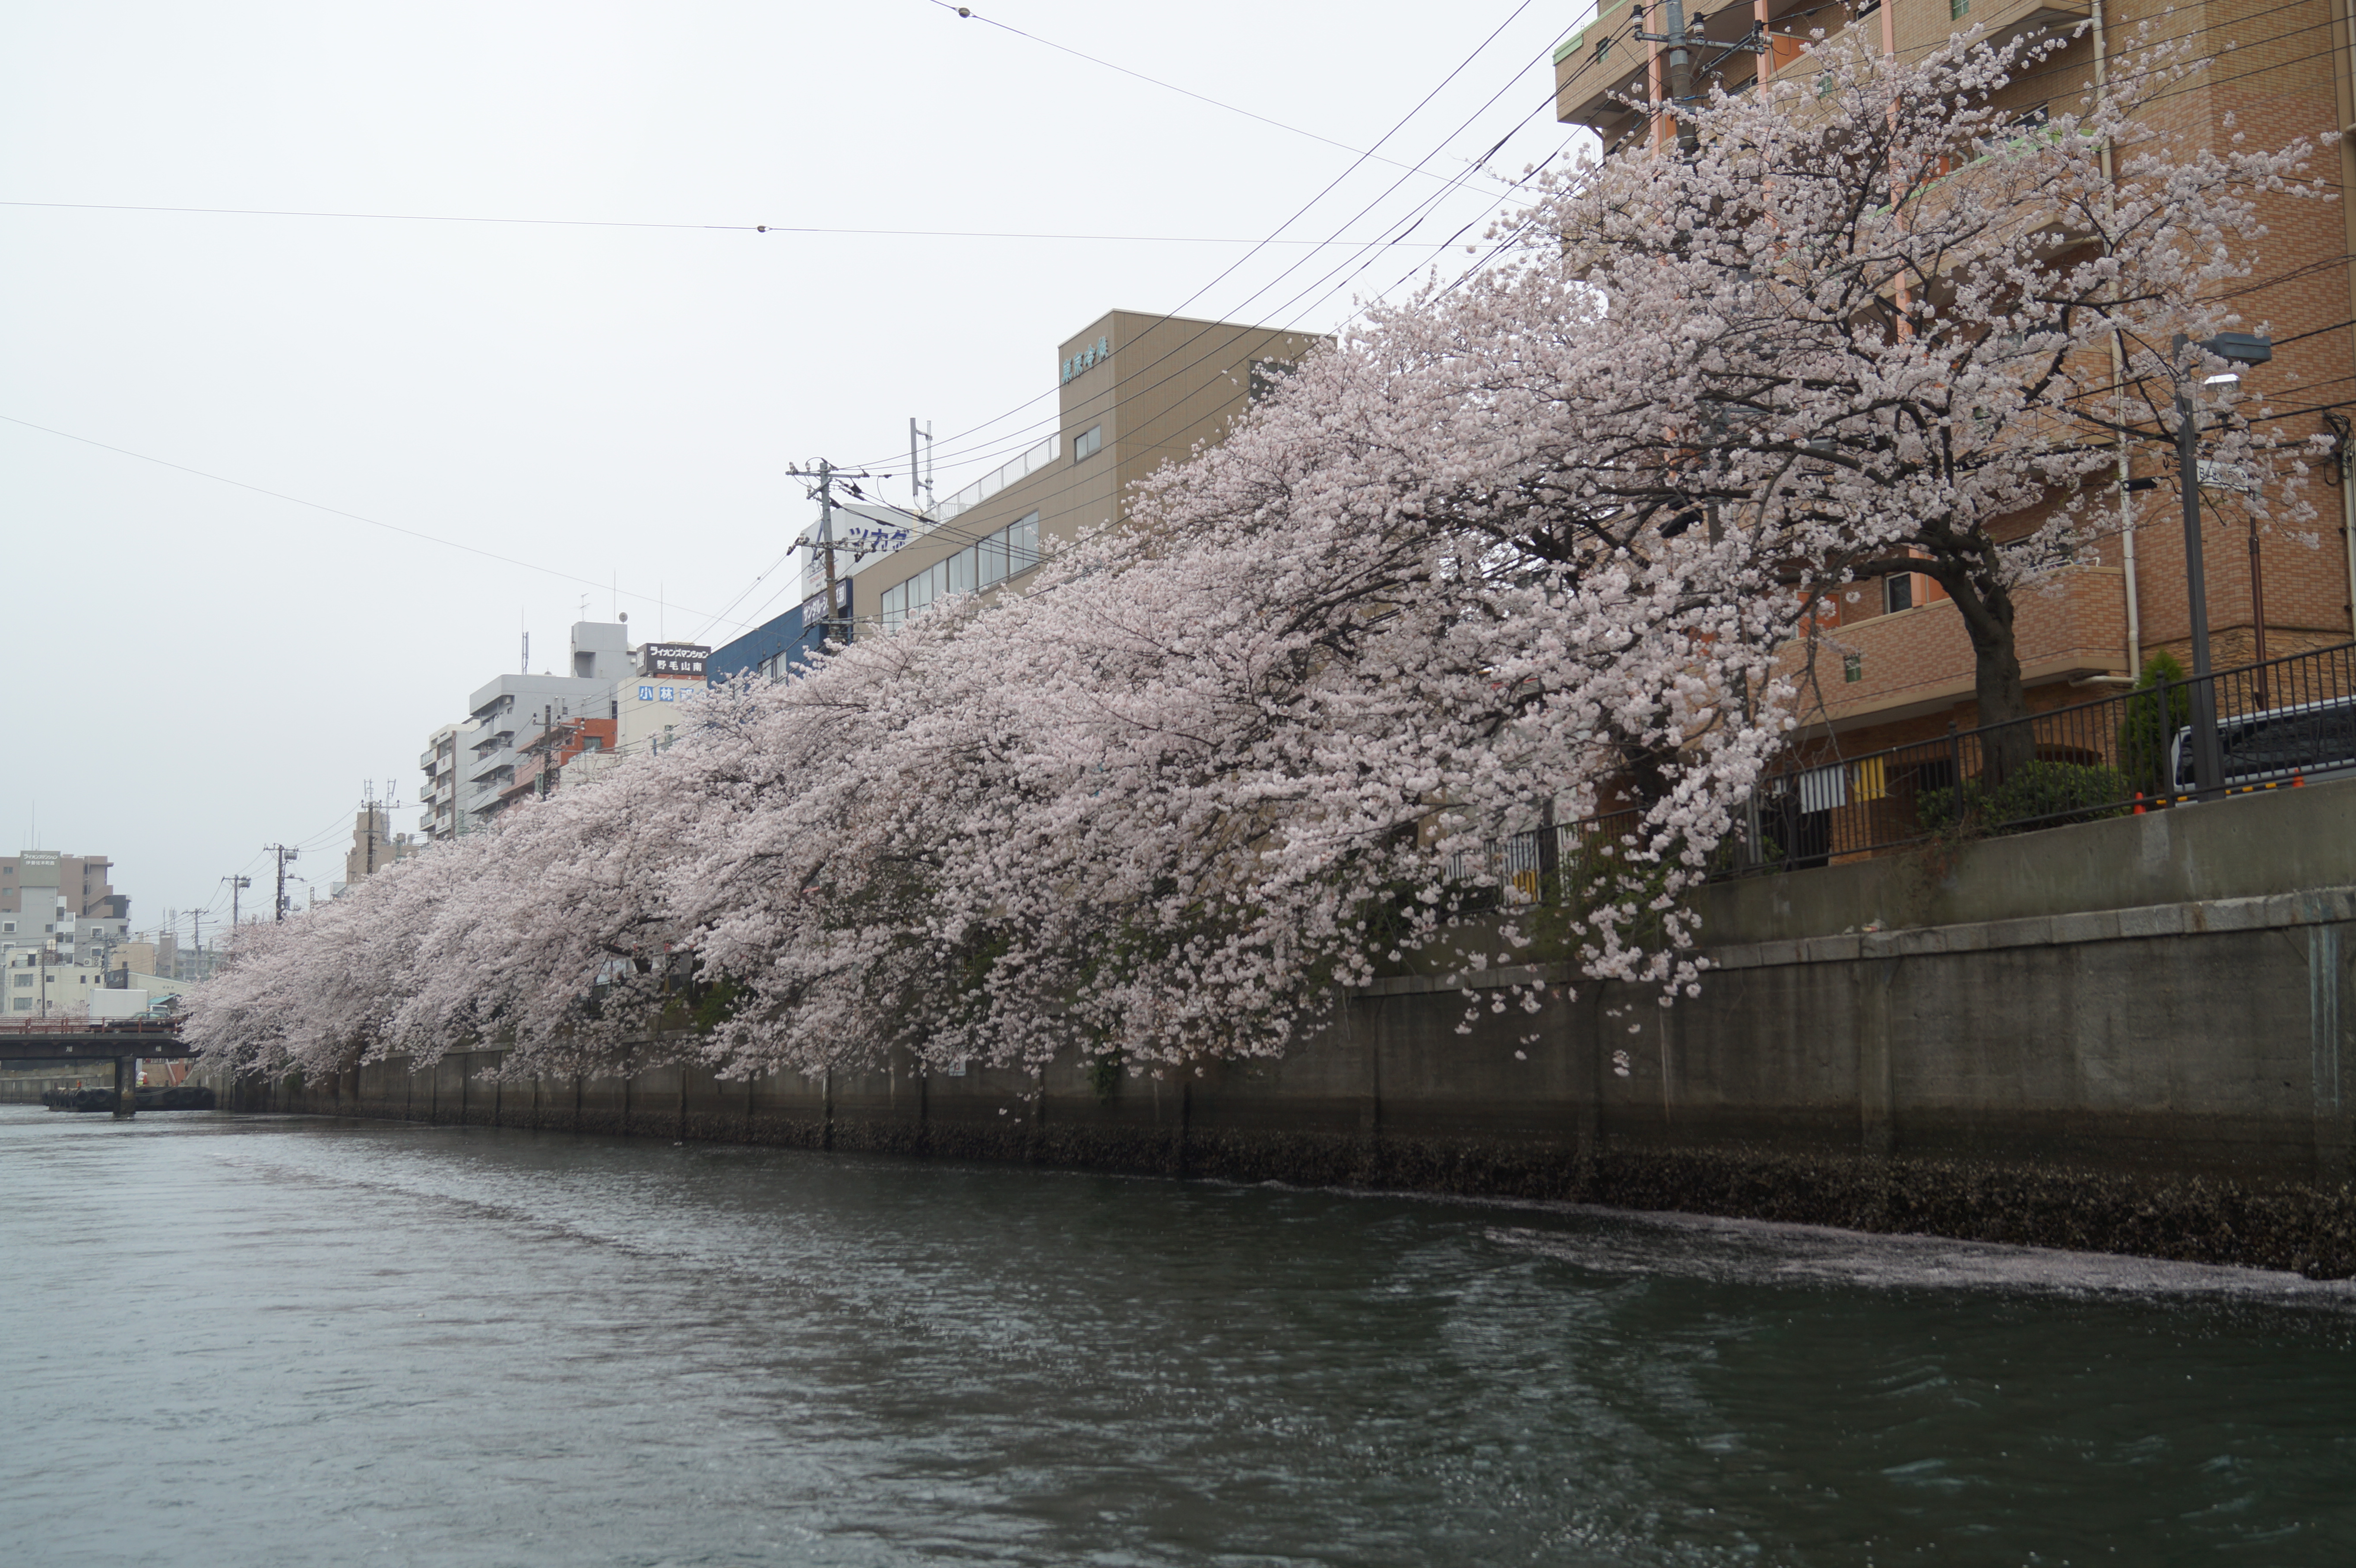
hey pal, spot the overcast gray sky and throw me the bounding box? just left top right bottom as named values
left=3, top=0, right=1582, bottom=937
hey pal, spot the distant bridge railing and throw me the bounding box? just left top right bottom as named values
left=0, top=1018, right=182, bottom=1037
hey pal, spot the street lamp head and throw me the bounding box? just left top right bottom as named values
left=2205, top=331, right=2273, bottom=367
left=2174, top=331, right=2274, bottom=377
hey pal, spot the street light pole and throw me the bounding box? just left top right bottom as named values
left=2172, top=331, right=2272, bottom=800
left=2176, top=376, right=2225, bottom=799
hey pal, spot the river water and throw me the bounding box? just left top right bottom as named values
left=5, top=1108, right=2355, bottom=1566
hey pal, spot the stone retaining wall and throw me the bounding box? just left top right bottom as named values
left=205, top=782, right=2356, bottom=1275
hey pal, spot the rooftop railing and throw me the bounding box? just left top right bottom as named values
left=934, top=435, right=1060, bottom=526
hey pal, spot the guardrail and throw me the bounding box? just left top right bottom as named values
left=1445, top=640, right=2356, bottom=903
left=934, top=434, right=1060, bottom=525
left=0, top=1018, right=180, bottom=1035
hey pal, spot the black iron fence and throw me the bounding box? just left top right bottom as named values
left=1446, top=639, right=2356, bottom=903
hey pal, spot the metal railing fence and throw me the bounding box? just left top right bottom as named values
left=1443, top=640, right=2356, bottom=905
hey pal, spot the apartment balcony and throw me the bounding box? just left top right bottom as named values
left=1777, top=565, right=2127, bottom=734
left=1555, top=0, right=2090, bottom=150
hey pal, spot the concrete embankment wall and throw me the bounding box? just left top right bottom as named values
left=0, top=1067, right=118, bottom=1104
left=213, top=781, right=2356, bottom=1275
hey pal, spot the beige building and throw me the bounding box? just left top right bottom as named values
left=342, top=806, right=417, bottom=888
left=112, top=938, right=166, bottom=980
left=857, top=310, right=1323, bottom=631
left=0, top=850, right=124, bottom=920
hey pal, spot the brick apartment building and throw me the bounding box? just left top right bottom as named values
left=1552, top=0, right=2356, bottom=753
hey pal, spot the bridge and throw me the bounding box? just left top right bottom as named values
left=0, top=1021, right=194, bottom=1118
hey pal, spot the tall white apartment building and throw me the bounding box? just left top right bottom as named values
left=424, top=621, right=638, bottom=834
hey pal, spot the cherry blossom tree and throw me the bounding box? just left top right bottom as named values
left=1549, top=23, right=2324, bottom=757
left=187, top=28, right=2318, bottom=1086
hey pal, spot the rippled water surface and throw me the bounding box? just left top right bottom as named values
left=5, top=1107, right=2355, bottom=1566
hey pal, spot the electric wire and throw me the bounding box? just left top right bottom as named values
left=699, top=2, right=1577, bottom=631
left=861, top=41, right=1573, bottom=485
left=0, top=413, right=764, bottom=635
left=848, top=0, right=1555, bottom=474
left=0, top=200, right=1465, bottom=247
left=777, top=13, right=2356, bottom=631
left=811, top=135, right=1566, bottom=594
left=919, top=0, right=1472, bottom=185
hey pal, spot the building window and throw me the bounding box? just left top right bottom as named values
left=1950, top=0, right=1968, bottom=15
left=1074, top=425, right=1103, bottom=462
left=11, top=997, right=29, bottom=1010
left=1843, top=652, right=1864, bottom=683
left=881, top=512, right=1042, bottom=634
left=1884, top=573, right=1914, bottom=615
left=1248, top=361, right=1297, bottom=404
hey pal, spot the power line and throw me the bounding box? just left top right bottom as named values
left=728, top=83, right=1569, bottom=659
left=858, top=57, right=1570, bottom=496
left=852, top=0, right=1554, bottom=475
left=801, top=173, right=2356, bottom=654
left=922, top=0, right=1476, bottom=185
left=0, top=199, right=1464, bottom=248
left=898, top=75, right=1571, bottom=488
left=22, top=7, right=1567, bottom=658
left=0, top=412, right=761, bottom=634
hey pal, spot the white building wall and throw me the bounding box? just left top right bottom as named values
left=2, top=952, right=111, bottom=1018
left=457, top=621, right=636, bottom=828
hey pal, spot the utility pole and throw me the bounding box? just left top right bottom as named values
left=364, top=780, right=377, bottom=877
left=266, top=844, right=299, bottom=921
left=786, top=459, right=881, bottom=649
left=818, top=459, right=841, bottom=648
left=1636, top=3, right=1761, bottom=156
left=224, top=874, right=250, bottom=934
left=910, top=418, right=934, bottom=514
